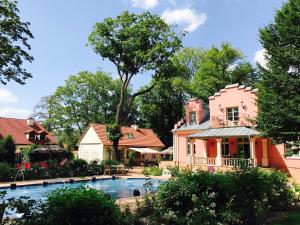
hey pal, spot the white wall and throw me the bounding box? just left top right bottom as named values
left=79, top=126, right=101, bottom=144
left=78, top=126, right=104, bottom=162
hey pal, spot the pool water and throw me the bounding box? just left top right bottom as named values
left=2, top=178, right=163, bottom=200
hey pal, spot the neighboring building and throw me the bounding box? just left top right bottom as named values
left=0, top=117, right=59, bottom=160
left=173, top=84, right=300, bottom=181
left=77, top=124, right=165, bottom=164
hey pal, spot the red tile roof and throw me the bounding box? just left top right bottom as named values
left=0, top=117, right=57, bottom=145
left=89, top=124, right=165, bottom=148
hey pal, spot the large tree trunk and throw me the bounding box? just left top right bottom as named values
left=111, top=85, right=126, bottom=161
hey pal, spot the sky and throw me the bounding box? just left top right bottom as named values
left=0, top=0, right=285, bottom=119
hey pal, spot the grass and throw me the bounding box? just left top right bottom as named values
left=143, top=166, right=162, bottom=176
left=265, top=209, right=300, bottom=225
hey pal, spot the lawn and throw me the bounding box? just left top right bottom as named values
left=266, top=209, right=300, bottom=225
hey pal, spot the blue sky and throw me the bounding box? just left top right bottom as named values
left=0, top=0, right=285, bottom=118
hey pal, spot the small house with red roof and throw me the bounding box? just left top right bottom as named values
left=77, top=124, right=165, bottom=164
left=0, top=117, right=60, bottom=160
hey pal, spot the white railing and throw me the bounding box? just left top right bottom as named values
left=222, top=158, right=254, bottom=167
left=194, top=157, right=216, bottom=166
left=194, top=157, right=254, bottom=167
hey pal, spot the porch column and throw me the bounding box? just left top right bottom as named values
left=216, top=138, right=222, bottom=166
left=190, top=139, right=195, bottom=165
left=261, top=139, right=269, bottom=167
left=173, top=132, right=176, bottom=163
left=250, top=137, right=257, bottom=166
left=124, top=149, right=127, bottom=160
left=202, top=140, right=207, bottom=158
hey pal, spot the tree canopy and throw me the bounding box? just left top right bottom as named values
left=256, top=0, right=300, bottom=143
left=137, top=79, right=185, bottom=147
left=33, top=71, right=132, bottom=135
left=0, top=0, right=34, bottom=85
left=88, top=11, right=183, bottom=159
left=172, top=43, right=257, bottom=101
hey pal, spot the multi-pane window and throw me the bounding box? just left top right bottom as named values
left=29, top=133, right=35, bottom=140
left=226, top=107, right=239, bottom=121
left=222, top=138, right=230, bottom=156
left=237, top=137, right=250, bottom=158
left=189, top=111, right=196, bottom=124
left=187, top=140, right=191, bottom=155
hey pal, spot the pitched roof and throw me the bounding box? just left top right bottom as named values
left=87, top=124, right=165, bottom=148
left=188, top=126, right=259, bottom=139
left=176, top=120, right=210, bottom=131
left=0, top=117, right=57, bottom=145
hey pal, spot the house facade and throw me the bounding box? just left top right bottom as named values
left=173, top=84, right=299, bottom=180
left=77, top=124, right=165, bottom=164
left=0, top=117, right=59, bottom=160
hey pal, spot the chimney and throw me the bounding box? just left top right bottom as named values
left=27, top=117, right=34, bottom=126
left=131, top=124, right=139, bottom=130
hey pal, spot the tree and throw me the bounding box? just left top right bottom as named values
left=0, top=135, right=16, bottom=165
left=173, top=43, right=257, bottom=102
left=137, top=79, right=185, bottom=147
left=0, top=0, right=34, bottom=85
left=33, top=71, right=130, bottom=135
left=88, top=11, right=183, bottom=159
left=256, top=0, right=300, bottom=143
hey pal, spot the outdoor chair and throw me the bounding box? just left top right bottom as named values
left=103, top=165, right=111, bottom=175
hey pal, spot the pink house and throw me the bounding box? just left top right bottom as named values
left=173, top=84, right=300, bottom=181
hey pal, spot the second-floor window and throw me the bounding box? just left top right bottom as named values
left=226, top=107, right=239, bottom=121
left=189, top=111, right=196, bottom=124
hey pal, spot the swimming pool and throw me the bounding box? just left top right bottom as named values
left=2, top=178, right=163, bottom=200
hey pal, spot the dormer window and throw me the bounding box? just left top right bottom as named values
left=189, top=111, right=196, bottom=124
left=226, top=107, right=239, bottom=121
left=25, top=130, right=36, bottom=140
left=126, top=133, right=135, bottom=139
left=28, top=132, right=36, bottom=140
left=39, top=133, right=46, bottom=141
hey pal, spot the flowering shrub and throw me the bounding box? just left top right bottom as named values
left=138, top=168, right=294, bottom=225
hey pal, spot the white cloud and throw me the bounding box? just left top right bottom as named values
left=131, top=0, right=158, bottom=9
left=161, top=8, right=207, bottom=32
left=254, top=49, right=268, bottom=69
left=227, top=63, right=238, bottom=72
left=0, top=107, right=31, bottom=119
left=0, top=89, right=18, bottom=103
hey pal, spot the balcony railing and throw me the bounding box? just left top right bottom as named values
left=222, top=158, right=254, bottom=167
left=210, top=114, right=254, bottom=128
left=193, top=156, right=254, bottom=167
left=194, top=157, right=216, bottom=165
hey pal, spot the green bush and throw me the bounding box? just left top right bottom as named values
left=138, top=168, right=294, bottom=225
left=43, top=188, right=123, bottom=225
left=143, top=166, right=162, bottom=176
left=6, top=187, right=136, bottom=225
left=87, top=160, right=104, bottom=175
left=70, top=159, right=88, bottom=176
left=102, top=159, right=120, bottom=166
left=0, top=162, right=15, bottom=181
